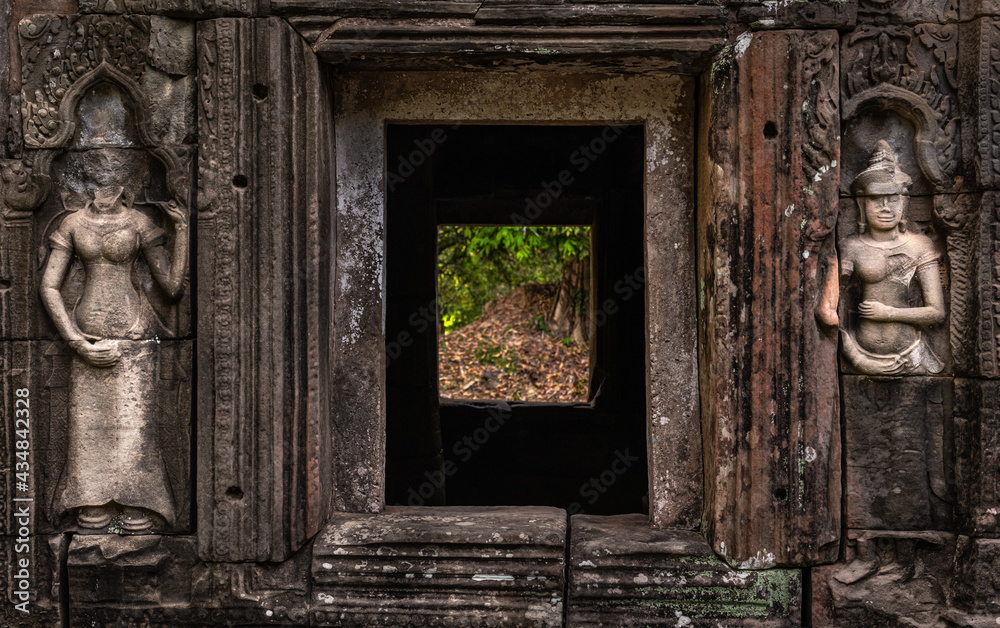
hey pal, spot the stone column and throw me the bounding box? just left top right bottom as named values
left=699, top=29, right=842, bottom=567
left=196, top=16, right=336, bottom=562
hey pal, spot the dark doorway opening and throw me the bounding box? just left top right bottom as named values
left=385, top=124, right=647, bottom=515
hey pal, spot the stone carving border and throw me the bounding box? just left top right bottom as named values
left=196, top=16, right=335, bottom=562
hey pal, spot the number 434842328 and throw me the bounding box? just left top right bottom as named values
left=14, top=388, right=30, bottom=488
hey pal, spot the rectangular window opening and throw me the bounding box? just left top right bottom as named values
left=437, top=225, right=593, bottom=403
left=385, top=124, right=648, bottom=515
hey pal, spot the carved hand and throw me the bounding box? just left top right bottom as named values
left=70, top=339, right=122, bottom=368
left=857, top=300, right=895, bottom=321
left=163, top=199, right=189, bottom=229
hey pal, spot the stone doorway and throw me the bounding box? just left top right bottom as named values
left=327, top=71, right=701, bottom=525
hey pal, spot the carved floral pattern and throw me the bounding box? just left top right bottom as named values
left=843, top=24, right=961, bottom=185
left=197, top=18, right=242, bottom=560
left=973, top=19, right=1000, bottom=189
left=981, top=194, right=1000, bottom=377
left=802, top=31, right=840, bottom=245
left=0, top=158, right=50, bottom=213
left=19, top=15, right=149, bottom=147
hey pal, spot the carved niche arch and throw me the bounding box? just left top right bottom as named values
left=842, top=86, right=952, bottom=192
left=6, top=60, right=189, bottom=214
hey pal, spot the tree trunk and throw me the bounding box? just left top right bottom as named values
left=549, top=256, right=589, bottom=344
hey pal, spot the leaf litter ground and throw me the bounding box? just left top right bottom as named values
left=439, top=284, right=589, bottom=402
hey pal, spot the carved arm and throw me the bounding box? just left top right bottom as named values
left=144, top=200, right=189, bottom=299
left=39, top=248, right=87, bottom=343
left=858, top=261, right=946, bottom=325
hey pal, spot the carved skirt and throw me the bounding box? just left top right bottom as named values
left=841, top=330, right=944, bottom=376
left=56, top=340, right=175, bottom=524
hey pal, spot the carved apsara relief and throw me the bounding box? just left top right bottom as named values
left=838, top=21, right=997, bottom=376
left=5, top=14, right=195, bottom=534
left=40, top=158, right=188, bottom=533
left=839, top=141, right=947, bottom=375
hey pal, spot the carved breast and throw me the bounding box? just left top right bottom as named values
left=72, top=217, right=141, bottom=265
left=101, top=228, right=140, bottom=264
left=852, top=250, right=917, bottom=287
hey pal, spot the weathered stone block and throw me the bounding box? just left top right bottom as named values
left=187, top=553, right=311, bottom=625
left=738, top=0, right=857, bottom=29
left=856, top=0, right=959, bottom=24
left=291, top=5, right=726, bottom=73
left=812, top=530, right=956, bottom=626
left=962, top=0, right=1000, bottom=18
left=955, top=378, right=1000, bottom=536
left=68, top=534, right=196, bottom=605
left=959, top=19, right=1000, bottom=189
left=941, top=610, right=1000, bottom=627
left=969, top=192, right=1000, bottom=378
left=0, top=0, right=11, bottom=160
left=18, top=14, right=196, bottom=150
left=952, top=536, right=1000, bottom=614
left=841, top=24, right=962, bottom=195
left=65, top=536, right=310, bottom=625
left=956, top=375, right=1000, bottom=526
left=311, top=507, right=566, bottom=627
left=567, top=514, right=801, bottom=626
left=79, top=0, right=262, bottom=17
left=843, top=375, right=954, bottom=530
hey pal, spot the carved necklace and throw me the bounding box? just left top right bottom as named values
left=78, top=204, right=132, bottom=235
left=858, top=231, right=911, bottom=250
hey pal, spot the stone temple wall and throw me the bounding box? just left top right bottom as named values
left=0, top=0, right=996, bottom=625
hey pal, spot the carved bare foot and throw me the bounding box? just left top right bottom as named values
left=119, top=507, right=154, bottom=535
left=77, top=506, right=112, bottom=533
left=834, top=537, right=879, bottom=585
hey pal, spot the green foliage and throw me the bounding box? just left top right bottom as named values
left=472, top=339, right=520, bottom=373
left=438, top=226, right=590, bottom=333
left=530, top=315, right=550, bottom=334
